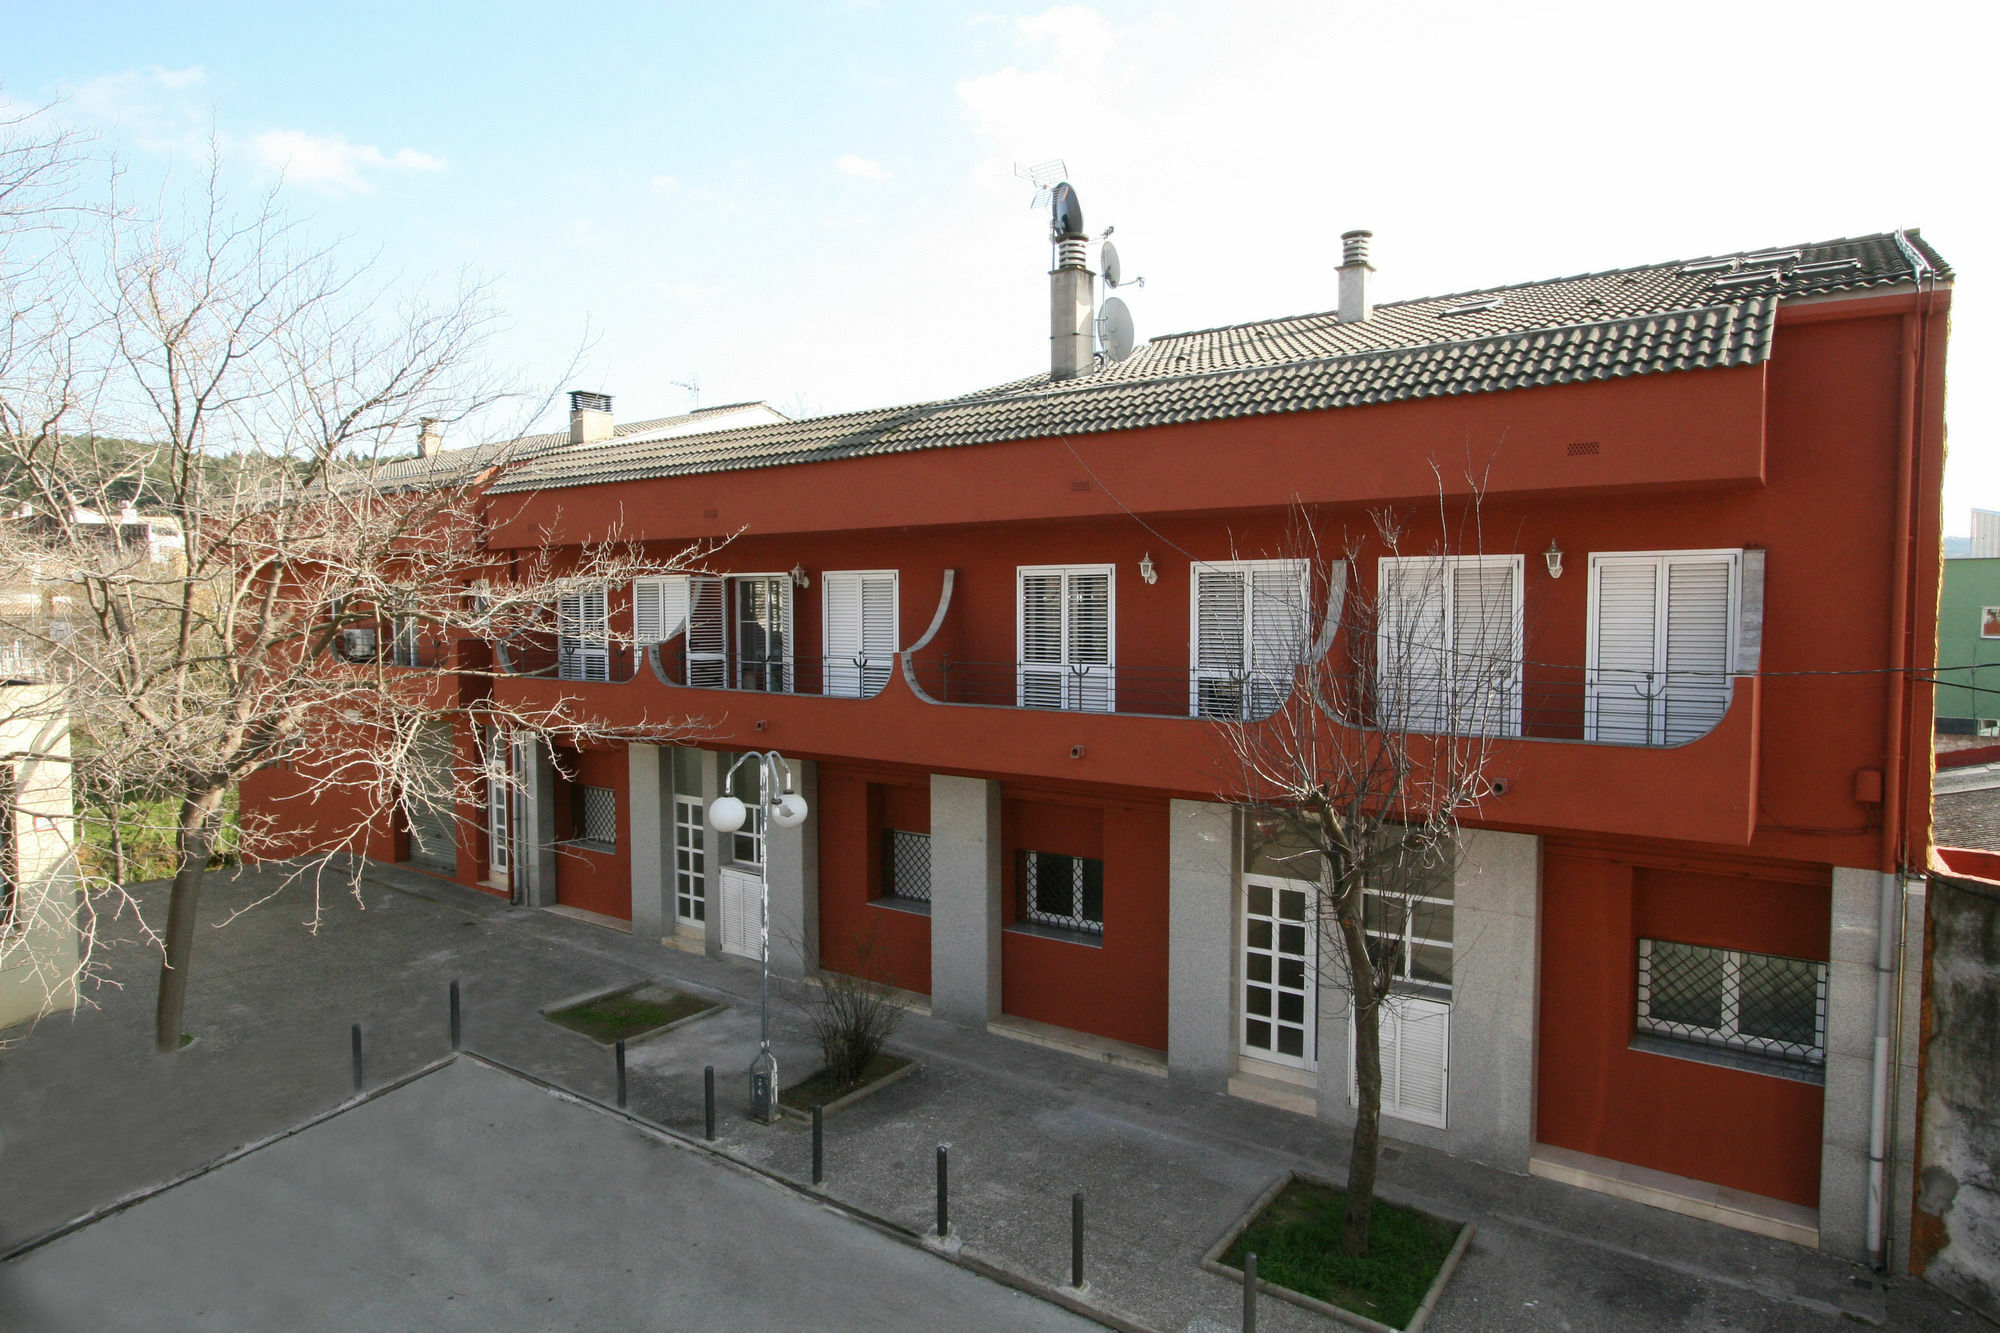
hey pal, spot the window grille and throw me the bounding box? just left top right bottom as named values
left=0, top=767, right=16, bottom=934
left=882, top=830, right=931, bottom=903
left=1636, top=938, right=1826, bottom=1065
left=573, top=784, right=617, bottom=848
left=1020, top=850, right=1103, bottom=934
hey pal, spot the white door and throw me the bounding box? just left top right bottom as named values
left=674, top=794, right=706, bottom=926
left=1241, top=875, right=1316, bottom=1070
left=719, top=867, right=761, bottom=959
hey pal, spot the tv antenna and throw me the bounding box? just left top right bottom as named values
left=1014, top=159, right=1069, bottom=211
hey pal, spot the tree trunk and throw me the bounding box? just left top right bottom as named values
left=153, top=785, right=226, bottom=1053
left=1339, top=908, right=1384, bottom=1257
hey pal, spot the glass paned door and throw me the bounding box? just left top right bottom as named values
left=1242, top=875, right=1316, bottom=1069
left=674, top=794, right=706, bottom=924
left=484, top=726, right=510, bottom=888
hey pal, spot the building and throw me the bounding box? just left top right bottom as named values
left=0, top=684, right=80, bottom=1030
left=243, top=225, right=1953, bottom=1269
left=1935, top=552, right=2000, bottom=733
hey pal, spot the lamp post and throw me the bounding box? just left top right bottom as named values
left=707, top=750, right=808, bottom=1123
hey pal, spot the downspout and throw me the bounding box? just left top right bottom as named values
left=1867, top=231, right=1932, bottom=1270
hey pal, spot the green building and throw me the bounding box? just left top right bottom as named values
left=1937, top=556, right=2000, bottom=731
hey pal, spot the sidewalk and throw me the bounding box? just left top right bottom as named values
left=1, top=862, right=1985, bottom=1332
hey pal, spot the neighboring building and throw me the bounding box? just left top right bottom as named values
left=1970, top=508, right=2000, bottom=558
left=243, top=225, right=1954, bottom=1270
left=0, top=684, right=80, bottom=1030
left=1935, top=554, right=2000, bottom=732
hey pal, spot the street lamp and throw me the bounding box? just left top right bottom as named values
left=708, top=750, right=807, bottom=1123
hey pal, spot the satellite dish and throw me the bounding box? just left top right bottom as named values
left=1051, top=182, right=1085, bottom=239
left=1097, top=297, right=1135, bottom=363
left=1102, top=241, right=1123, bottom=288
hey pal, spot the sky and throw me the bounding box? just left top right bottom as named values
left=5, top=0, right=1994, bottom=529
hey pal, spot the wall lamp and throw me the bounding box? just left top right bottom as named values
left=1544, top=540, right=1564, bottom=580
left=1138, top=552, right=1158, bottom=585
left=790, top=563, right=810, bottom=590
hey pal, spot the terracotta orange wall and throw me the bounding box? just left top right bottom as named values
left=240, top=758, right=398, bottom=863
left=551, top=744, right=631, bottom=919
left=1537, top=845, right=1831, bottom=1205
left=816, top=768, right=931, bottom=994
left=999, top=794, right=1169, bottom=1051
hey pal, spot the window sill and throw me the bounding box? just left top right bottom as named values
left=559, top=838, right=618, bottom=857
left=870, top=896, right=931, bottom=918
left=1005, top=920, right=1104, bottom=949
left=1628, top=1032, right=1824, bottom=1085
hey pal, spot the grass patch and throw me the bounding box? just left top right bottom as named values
left=545, top=986, right=718, bottom=1043
left=1221, top=1179, right=1458, bottom=1330
left=779, top=1050, right=910, bottom=1111
left=77, top=790, right=242, bottom=885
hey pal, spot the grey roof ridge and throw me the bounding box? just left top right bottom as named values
left=1142, top=228, right=1944, bottom=349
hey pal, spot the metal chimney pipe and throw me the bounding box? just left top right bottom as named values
left=1338, top=229, right=1374, bottom=324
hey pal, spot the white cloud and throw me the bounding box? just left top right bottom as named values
left=835, top=154, right=889, bottom=181
left=151, top=66, right=207, bottom=91
left=650, top=174, right=682, bottom=193
left=249, top=129, right=446, bottom=196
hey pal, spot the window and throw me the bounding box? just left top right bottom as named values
left=390, top=615, right=422, bottom=668
left=1243, top=878, right=1314, bottom=1065
left=1019, top=565, right=1114, bottom=711
left=1588, top=550, right=1740, bottom=745
left=556, top=585, right=609, bottom=682
left=1019, top=850, right=1103, bottom=936
left=882, top=830, right=931, bottom=904
left=823, top=570, right=898, bottom=698
left=570, top=784, right=617, bottom=850
left=1377, top=555, right=1522, bottom=736
left=1191, top=559, right=1311, bottom=719
left=725, top=754, right=765, bottom=866
left=674, top=795, right=706, bottom=923
left=1636, top=938, right=1827, bottom=1068
left=667, top=574, right=791, bottom=692
left=1360, top=837, right=1454, bottom=996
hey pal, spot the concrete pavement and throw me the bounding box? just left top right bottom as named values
left=1, top=861, right=1988, bottom=1332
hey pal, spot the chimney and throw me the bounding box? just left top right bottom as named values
left=568, top=390, right=614, bottom=445
left=417, top=418, right=443, bottom=458
left=1338, top=229, right=1374, bottom=323
left=1049, top=186, right=1094, bottom=382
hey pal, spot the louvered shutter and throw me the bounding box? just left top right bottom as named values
left=1378, top=560, right=1448, bottom=732
left=1248, top=562, right=1309, bottom=719
left=1450, top=559, right=1521, bottom=737
left=719, top=867, right=760, bottom=959
left=1386, top=997, right=1450, bottom=1127
left=1663, top=558, right=1733, bottom=744
left=1019, top=570, right=1067, bottom=708
left=1192, top=566, right=1247, bottom=718
left=685, top=576, right=726, bottom=687
left=403, top=720, right=458, bottom=871
left=633, top=575, right=690, bottom=646
left=1066, top=569, right=1113, bottom=712
left=823, top=571, right=900, bottom=700
left=1589, top=559, right=1661, bottom=743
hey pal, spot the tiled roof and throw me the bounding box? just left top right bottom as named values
left=359, top=402, right=782, bottom=488
left=491, top=230, right=1950, bottom=494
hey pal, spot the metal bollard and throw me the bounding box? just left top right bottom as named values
left=812, top=1105, right=824, bottom=1185
left=1243, top=1251, right=1258, bottom=1333
left=704, top=1066, right=716, bottom=1141
left=615, top=1039, right=628, bottom=1109
left=1071, top=1192, right=1085, bottom=1288
left=448, top=979, right=461, bottom=1051
left=936, top=1145, right=949, bottom=1238
left=350, top=1023, right=363, bottom=1093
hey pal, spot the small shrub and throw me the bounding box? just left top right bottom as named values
left=791, top=925, right=906, bottom=1093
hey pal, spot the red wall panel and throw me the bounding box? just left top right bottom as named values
left=1538, top=846, right=1831, bottom=1206
left=551, top=744, right=631, bottom=920
left=816, top=768, right=932, bottom=994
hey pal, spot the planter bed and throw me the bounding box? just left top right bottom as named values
left=543, top=982, right=724, bottom=1045
left=1202, top=1171, right=1473, bottom=1333
left=777, top=1051, right=921, bottom=1119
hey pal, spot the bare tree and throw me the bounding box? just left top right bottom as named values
left=0, top=131, right=710, bottom=1049
left=1215, top=500, right=1517, bottom=1256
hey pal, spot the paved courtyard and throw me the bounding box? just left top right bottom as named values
left=0, top=861, right=1988, bottom=1332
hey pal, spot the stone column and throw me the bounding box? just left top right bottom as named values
left=699, top=750, right=724, bottom=960
left=1168, top=799, right=1235, bottom=1090
left=627, top=744, right=672, bottom=945
left=766, top=759, right=819, bottom=980
left=1820, top=866, right=1894, bottom=1262
left=1443, top=829, right=1541, bottom=1170
left=930, top=775, right=1003, bottom=1027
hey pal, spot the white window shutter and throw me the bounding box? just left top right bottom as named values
left=1378, top=560, right=1448, bottom=732
left=857, top=572, right=896, bottom=697
left=634, top=575, right=691, bottom=646
left=1590, top=559, right=1660, bottom=743
left=686, top=576, right=727, bottom=687
left=1451, top=559, right=1520, bottom=737
left=1385, top=998, right=1450, bottom=1128
left=1067, top=569, right=1113, bottom=712
left=823, top=572, right=863, bottom=697
left=1248, top=561, right=1309, bottom=718
left=1193, top=566, right=1247, bottom=718
left=1019, top=571, right=1066, bottom=708
left=1663, top=559, right=1733, bottom=744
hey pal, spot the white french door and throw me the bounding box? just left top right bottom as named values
left=484, top=725, right=511, bottom=890
left=1241, top=875, right=1317, bottom=1070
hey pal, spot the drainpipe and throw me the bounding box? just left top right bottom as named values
left=1867, top=233, right=1932, bottom=1271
